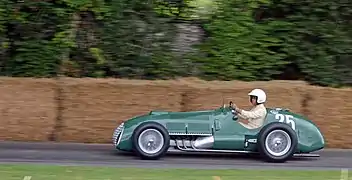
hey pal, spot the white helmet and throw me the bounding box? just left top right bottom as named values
left=248, top=89, right=266, bottom=104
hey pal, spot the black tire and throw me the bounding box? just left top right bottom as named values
left=257, top=122, right=298, bottom=163
left=132, top=122, right=170, bottom=160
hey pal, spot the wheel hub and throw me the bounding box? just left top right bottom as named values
left=274, top=138, right=282, bottom=146
left=147, top=139, right=155, bottom=147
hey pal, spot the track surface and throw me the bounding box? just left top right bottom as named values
left=0, top=141, right=351, bottom=170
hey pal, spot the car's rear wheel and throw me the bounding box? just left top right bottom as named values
left=132, top=122, right=170, bottom=160
left=257, top=122, right=297, bottom=163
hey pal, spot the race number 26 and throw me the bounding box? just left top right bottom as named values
left=275, top=114, right=296, bottom=130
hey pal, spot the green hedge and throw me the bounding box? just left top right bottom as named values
left=0, top=0, right=350, bottom=87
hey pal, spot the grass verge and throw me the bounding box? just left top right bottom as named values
left=0, top=164, right=344, bottom=180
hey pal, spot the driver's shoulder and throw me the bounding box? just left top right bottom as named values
left=254, top=104, right=266, bottom=109
left=255, top=104, right=267, bottom=113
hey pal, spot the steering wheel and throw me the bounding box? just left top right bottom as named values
left=229, top=101, right=238, bottom=120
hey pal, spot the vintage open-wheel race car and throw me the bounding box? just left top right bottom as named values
left=112, top=101, right=325, bottom=163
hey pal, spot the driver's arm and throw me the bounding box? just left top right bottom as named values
left=236, top=108, right=266, bottom=119
left=236, top=112, right=246, bottom=119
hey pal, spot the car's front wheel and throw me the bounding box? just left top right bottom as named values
left=257, top=122, right=298, bottom=163
left=132, top=122, right=170, bottom=160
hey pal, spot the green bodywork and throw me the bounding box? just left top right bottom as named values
left=113, top=105, right=325, bottom=154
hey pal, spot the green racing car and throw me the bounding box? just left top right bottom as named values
left=112, top=101, right=325, bottom=163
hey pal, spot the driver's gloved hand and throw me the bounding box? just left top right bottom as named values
left=232, top=103, right=238, bottom=109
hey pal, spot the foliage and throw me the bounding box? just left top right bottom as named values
left=194, top=0, right=352, bottom=86
left=257, top=0, right=352, bottom=86
left=0, top=1, right=64, bottom=77
left=93, top=0, right=178, bottom=79
left=0, top=0, right=350, bottom=87
left=195, top=0, right=290, bottom=81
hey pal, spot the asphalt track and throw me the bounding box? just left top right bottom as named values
left=0, top=141, right=351, bottom=170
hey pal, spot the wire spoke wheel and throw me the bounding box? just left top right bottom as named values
left=137, top=129, right=164, bottom=154
left=265, top=129, right=292, bottom=157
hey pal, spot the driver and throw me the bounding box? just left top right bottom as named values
left=232, top=89, right=267, bottom=129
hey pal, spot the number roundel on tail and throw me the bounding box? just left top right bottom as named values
left=275, top=114, right=296, bottom=130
